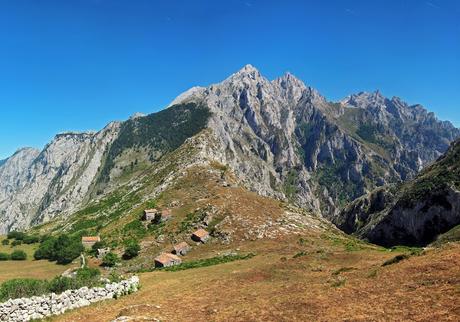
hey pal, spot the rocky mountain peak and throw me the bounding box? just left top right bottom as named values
left=223, top=64, right=268, bottom=87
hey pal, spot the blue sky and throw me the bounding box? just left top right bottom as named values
left=0, top=0, right=459, bottom=159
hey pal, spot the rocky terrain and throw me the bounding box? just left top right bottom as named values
left=0, top=65, right=458, bottom=237
left=335, top=138, right=460, bottom=246
left=167, top=65, right=459, bottom=215
left=0, top=124, right=120, bottom=233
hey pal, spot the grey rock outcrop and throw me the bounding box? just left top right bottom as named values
left=335, top=138, right=460, bottom=246
left=0, top=65, right=458, bottom=232
left=171, top=64, right=460, bottom=217
left=0, top=123, right=120, bottom=233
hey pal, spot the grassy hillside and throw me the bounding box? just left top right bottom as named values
left=54, top=238, right=460, bottom=322
left=98, top=102, right=211, bottom=183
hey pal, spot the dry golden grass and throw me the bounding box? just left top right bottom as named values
left=0, top=237, right=76, bottom=283
left=54, top=238, right=460, bottom=322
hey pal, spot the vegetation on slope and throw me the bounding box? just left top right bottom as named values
left=399, top=138, right=460, bottom=205
left=99, top=102, right=211, bottom=182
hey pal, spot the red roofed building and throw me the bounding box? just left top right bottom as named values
left=191, top=228, right=210, bottom=243
left=81, top=236, right=101, bottom=248
left=154, top=253, right=182, bottom=268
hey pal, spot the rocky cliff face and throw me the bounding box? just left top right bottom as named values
left=0, top=65, right=458, bottom=233
left=0, top=123, right=120, bottom=233
left=335, top=139, right=460, bottom=246
left=171, top=65, right=459, bottom=216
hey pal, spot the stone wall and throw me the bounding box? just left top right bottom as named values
left=0, top=276, right=139, bottom=321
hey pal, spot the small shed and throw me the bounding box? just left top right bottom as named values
left=172, top=242, right=191, bottom=256
left=154, top=209, right=172, bottom=224
left=97, top=247, right=111, bottom=259
left=143, top=208, right=158, bottom=221
left=81, top=236, right=101, bottom=249
left=154, top=253, right=182, bottom=268
left=191, top=229, right=210, bottom=243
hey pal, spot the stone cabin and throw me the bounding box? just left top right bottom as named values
left=97, top=247, right=111, bottom=259
left=154, top=209, right=172, bottom=224
left=81, top=236, right=101, bottom=249
left=172, top=242, right=191, bottom=256
left=142, top=208, right=158, bottom=221
left=154, top=253, right=182, bottom=268
left=191, top=228, right=210, bottom=243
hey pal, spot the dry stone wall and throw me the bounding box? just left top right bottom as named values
left=0, top=276, right=139, bottom=321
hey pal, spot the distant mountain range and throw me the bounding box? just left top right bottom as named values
left=0, top=65, right=459, bottom=245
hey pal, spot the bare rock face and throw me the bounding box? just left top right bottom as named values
left=336, top=139, right=460, bottom=246
left=0, top=65, right=458, bottom=233
left=170, top=65, right=459, bottom=217
left=0, top=123, right=120, bottom=233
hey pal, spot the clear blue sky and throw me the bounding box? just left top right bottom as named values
left=0, top=0, right=459, bottom=159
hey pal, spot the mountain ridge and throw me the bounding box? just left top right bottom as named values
left=0, top=65, right=459, bottom=235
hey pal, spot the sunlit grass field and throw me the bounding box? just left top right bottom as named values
left=0, top=236, right=75, bottom=283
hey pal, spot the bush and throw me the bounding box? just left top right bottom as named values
left=382, top=254, right=409, bottom=266
left=123, top=240, right=140, bottom=260
left=0, top=267, right=103, bottom=301
left=23, top=235, right=40, bottom=244
left=33, top=234, right=84, bottom=264
left=48, top=267, right=101, bottom=293
left=0, top=253, right=10, bottom=261
left=7, top=231, right=25, bottom=240
left=48, top=276, right=75, bottom=293
left=102, top=252, right=119, bottom=267
left=1, top=239, right=9, bottom=246
left=10, top=250, right=27, bottom=260
left=33, top=236, right=57, bottom=260
left=0, top=279, right=49, bottom=301
left=160, top=253, right=256, bottom=272
left=11, top=240, right=23, bottom=247
left=91, top=241, right=106, bottom=254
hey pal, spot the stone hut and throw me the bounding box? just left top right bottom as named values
left=97, top=247, right=111, bottom=259
left=154, top=253, right=182, bottom=268
left=142, top=208, right=158, bottom=221
left=191, top=228, right=210, bottom=243
left=81, top=236, right=101, bottom=249
left=172, top=242, right=191, bottom=256
left=154, top=209, right=172, bottom=224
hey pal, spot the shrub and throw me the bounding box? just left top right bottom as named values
left=10, top=250, right=27, bottom=260
left=160, top=253, right=256, bottom=272
left=11, top=240, right=22, bottom=247
left=48, top=267, right=101, bottom=293
left=33, top=236, right=57, bottom=260
left=23, top=235, right=40, bottom=244
left=382, top=254, right=409, bottom=266
left=54, top=236, right=84, bottom=265
left=48, top=276, right=75, bottom=293
left=123, top=240, right=140, bottom=260
left=1, top=239, right=9, bottom=246
left=0, top=279, right=49, bottom=301
left=102, top=252, right=119, bottom=267
left=7, top=231, right=25, bottom=240
left=33, top=235, right=84, bottom=264
left=0, top=253, right=10, bottom=261
left=91, top=241, right=106, bottom=253
left=0, top=267, right=103, bottom=301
